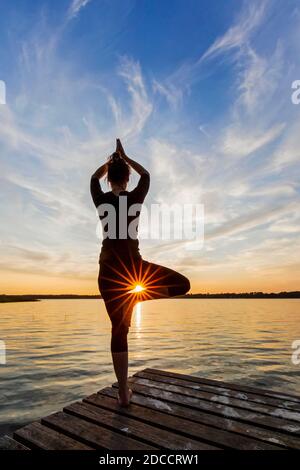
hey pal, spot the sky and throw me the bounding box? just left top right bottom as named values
left=0, top=0, right=300, bottom=294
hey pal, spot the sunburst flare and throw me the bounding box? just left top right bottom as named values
left=130, top=284, right=145, bottom=293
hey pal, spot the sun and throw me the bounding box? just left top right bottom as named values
left=130, top=284, right=145, bottom=293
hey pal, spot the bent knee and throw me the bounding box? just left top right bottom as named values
left=179, top=276, right=190, bottom=295
left=169, top=275, right=190, bottom=296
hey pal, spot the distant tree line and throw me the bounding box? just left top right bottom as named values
left=182, top=291, right=300, bottom=299
left=1, top=291, right=299, bottom=303
left=0, top=294, right=101, bottom=303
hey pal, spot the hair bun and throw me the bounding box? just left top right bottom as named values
left=111, top=152, right=121, bottom=163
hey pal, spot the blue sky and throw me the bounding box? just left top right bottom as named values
left=0, top=0, right=300, bottom=294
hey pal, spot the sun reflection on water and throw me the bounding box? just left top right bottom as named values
left=134, top=302, right=142, bottom=329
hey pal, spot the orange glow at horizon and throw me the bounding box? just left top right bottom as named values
left=0, top=263, right=299, bottom=295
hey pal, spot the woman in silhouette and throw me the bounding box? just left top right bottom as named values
left=90, top=139, right=190, bottom=406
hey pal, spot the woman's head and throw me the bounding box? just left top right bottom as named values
left=107, top=152, right=130, bottom=188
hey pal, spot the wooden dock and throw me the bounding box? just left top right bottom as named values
left=1, top=368, right=300, bottom=450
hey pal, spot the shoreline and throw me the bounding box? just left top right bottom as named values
left=1, top=291, right=300, bottom=303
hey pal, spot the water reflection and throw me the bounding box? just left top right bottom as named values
left=134, top=302, right=142, bottom=330
left=0, top=298, right=299, bottom=436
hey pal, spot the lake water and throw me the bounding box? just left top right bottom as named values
left=0, top=298, right=300, bottom=437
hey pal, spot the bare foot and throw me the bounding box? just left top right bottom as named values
left=117, top=388, right=133, bottom=407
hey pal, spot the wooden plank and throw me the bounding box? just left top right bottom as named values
left=13, top=421, right=92, bottom=450
left=6, top=368, right=300, bottom=451
left=65, top=401, right=218, bottom=450
left=86, top=392, right=283, bottom=450
left=135, top=371, right=300, bottom=413
left=117, top=381, right=300, bottom=436
left=99, top=387, right=300, bottom=449
left=0, top=435, right=30, bottom=450
left=42, top=411, right=156, bottom=450
left=144, top=368, right=300, bottom=404
left=127, top=376, right=300, bottom=423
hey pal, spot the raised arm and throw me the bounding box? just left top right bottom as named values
left=91, top=162, right=108, bottom=180
left=116, top=139, right=149, bottom=176
left=90, top=162, right=108, bottom=207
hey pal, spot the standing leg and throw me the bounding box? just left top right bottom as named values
left=109, top=305, right=133, bottom=406
left=111, top=352, right=132, bottom=406
left=98, top=263, right=133, bottom=406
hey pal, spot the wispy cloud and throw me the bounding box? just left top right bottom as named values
left=222, top=122, right=286, bottom=158
left=201, top=0, right=268, bottom=62
left=150, top=1, right=269, bottom=109
left=270, top=121, right=300, bottom=170
left=234, top=43, right=284, bottom=119
left=206, top=201, right=299, bottom=241
left=115, top=56, right=153, bottom=138
left=152, top=79, right=183, bottom=109
left=1, top=0, right=299, bottom=293
left=67, top=0, right=93, bottom=20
